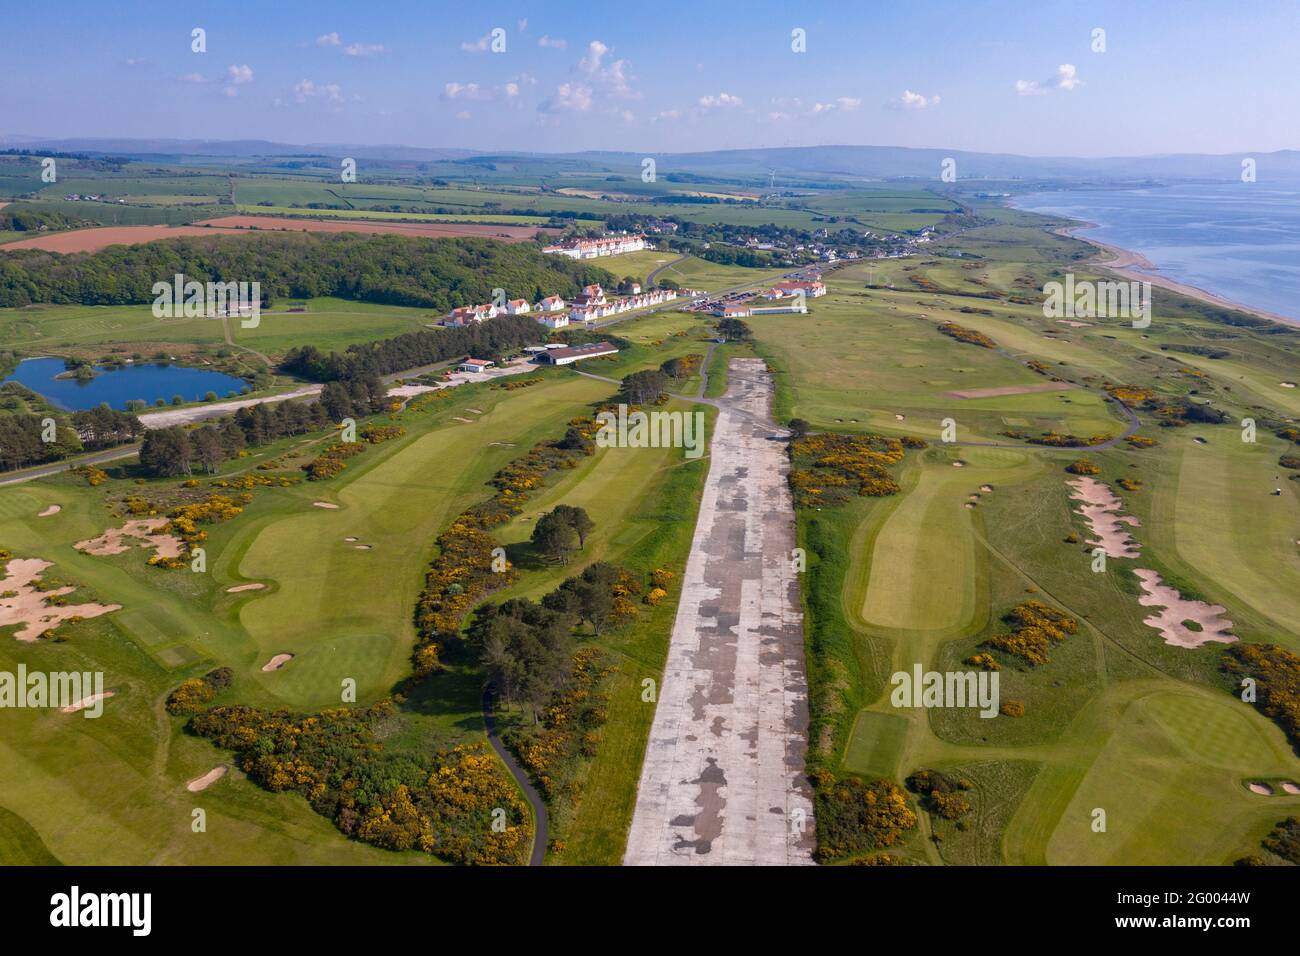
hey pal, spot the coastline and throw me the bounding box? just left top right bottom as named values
left=1051, top=221, right=1298, bottom=328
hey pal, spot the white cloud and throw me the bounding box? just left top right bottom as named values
left=1016, top=63, right=1081, bottom=96
left=124, top=57, right=148, bottom=67
left=293, top=79, right=343, bottom=104
left=539, top=81, right=594, bottom=113
left=227, top=64, right=254, bottom=85
left=538, top=35, right=567, bottom=50
left=579, top=40, right=609, bottom=73
left=889, top=89, right=941, bottom=110
left=503, top=82, right=520, bottom=99
left=343, top=42, right=386, bottom=57
left=654, top=109, right=682, bottom=122
left=517, top=18, right=528, bottom=31
left=443, top=81, right=491, bottom=101
left=698, top=92, right=743, bottom=108
left=461, top=33, right=492, bottom=52
left=836, top=96, right=862, bottom=111
left=178, top=72, right=209, bottom=84
left=1056, top=63, right=1081, bottom=90
left=316, top=32, right=341, bottom=47
left=810, top=102, right=836, bottom=114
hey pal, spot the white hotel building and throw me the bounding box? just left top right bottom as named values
left=542, top=234, right=650, bottom=260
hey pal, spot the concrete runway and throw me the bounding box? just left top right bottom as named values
left=624, top=357, right=815, bottom=865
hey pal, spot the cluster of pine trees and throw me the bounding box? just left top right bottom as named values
left=0, top=400, right=142, bottom=472
left=281, top=313, right=548, bottom=382
left=138, top=372, right=384, bottom=477
left=0, top=232, right=615, bottom=310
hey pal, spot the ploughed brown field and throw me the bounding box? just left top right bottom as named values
left=0, top=216, right=557, bottom=254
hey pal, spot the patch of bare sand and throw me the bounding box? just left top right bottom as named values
left=1248, top=782, right=1273, bottom=795
left=261, top=653, right=293, bottom=672
left=452, top=416, right=474, bottom=423
left=952, top=460, right=966, bottom=468
left=225, top=583, right=265, bottom=593
left=0, top=558, right=122, bottom=642
left=312, top=501, right=339, bottom=509
left=980, top=484, right=994, bottom=492
left=1281, top=382, right=1297, bottom=389
left=1133, top=568, right=1236, bottom=648
left=37, top=505, right=61, bottom=517
left=1056, top=319, right=1092, bottom=328
left=354, top=544, right=372, bottom=550
left=894, top=414, right=905, bottom=422
left=1067, top=477, right=1141, bottom=558
left=186, top=766, right=228, bottom=792
left=75, top=517, right=183, bottom=559
left=60, top=691, right=115, bottom=714
left=1281, top=781, right=1300, bottom=795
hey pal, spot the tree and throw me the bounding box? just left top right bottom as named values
left=551, top=504, right=594, bottom=548
left=788, top=418, right=810, bottom=439
left=717, top=317, right=752, bottom=340
left=139, top=426, right=194, bottom=477
left=191, top=426, right=226, bottom=474
left=532, top=510, right=580, bottom=564
left=622, top=369, right=668, bottom=405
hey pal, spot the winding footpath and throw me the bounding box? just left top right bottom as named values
left=482, top=688, right=549, bottom=867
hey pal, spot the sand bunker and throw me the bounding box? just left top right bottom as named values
left=894, top=414, right=905, bottom=422
left=75, top=517, right=183, bottom=560
left=980, top=485, right=994, bottom=493
left=225, top=583, right=265, bottom=593
left=0, top=558, right=122, bottom=642
left=312, top=501, right=339, bottom=509
left=963, top=502, right=976, bottom=509
left=1281, top=781, right=1300, bottom=795
left=466, top=408, right=484, bottom=414
left=60, top=691, right=115, bottom=714
left=1281, top=382, right=1297, bottom=389
left=945, top=382, right=1073, bottom=400
left=1248, top=782, right=1273, bottom=795
left=37, top=505, right=61, bottom=518
left=186, top=766, right=228, bottom=792
left=354, top=544, right=372, bottom=550
left=452, top=416, right=474, bottom=423
left=1056, top=319, right=1092, bottom=328
left=1067, top=477, right=1142, bottom=559
left=344, top=536, right=358, bottom=542
left=1133, top=568, right=1236, bottom=648
left=261, top=654, right=294, bottom=672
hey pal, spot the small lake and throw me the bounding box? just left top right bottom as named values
left=3, top=357, right=250, bottom=411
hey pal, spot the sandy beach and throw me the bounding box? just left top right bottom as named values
left=1053, top=223, right=1297, bottom=327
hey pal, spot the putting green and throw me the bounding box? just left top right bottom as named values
left=856, top=447, right=1037, bottom=634
left=1172, top=437, right=1300, bottom=641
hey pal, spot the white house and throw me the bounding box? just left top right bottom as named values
left=535, top=295, right=566, bottom=312
left=504, top=298, right=531, bottom=315
left=535, top=311, right=570, bottom=330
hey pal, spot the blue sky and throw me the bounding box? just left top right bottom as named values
left=2, top=0, right=1296, bottom=156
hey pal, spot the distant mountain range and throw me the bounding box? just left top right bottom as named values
left=4, top=136, right=1298, bottom=183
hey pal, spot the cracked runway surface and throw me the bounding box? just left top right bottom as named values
left=624, top=357, right=815, bottom=865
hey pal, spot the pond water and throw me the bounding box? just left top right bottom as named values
left=3, top=357, right=249, bottom=411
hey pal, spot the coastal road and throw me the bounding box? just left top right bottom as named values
left=623, top=357, right=816, bottom=865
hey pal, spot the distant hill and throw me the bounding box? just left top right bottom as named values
left=3, top=136, right=1297, bottom=183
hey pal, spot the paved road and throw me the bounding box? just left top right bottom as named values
left=482, top=687, right=548, bottom=867
left=0, top=444, right=141, bottom=486
left=624, top=357, right=816, bottom=865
